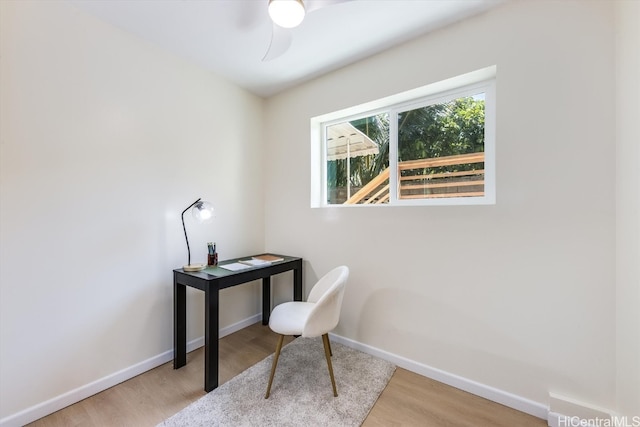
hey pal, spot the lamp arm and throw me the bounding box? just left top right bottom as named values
left=181, top=198, right=201, bottom=266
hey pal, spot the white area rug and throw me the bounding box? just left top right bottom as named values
left=158, top=337, right=396, bottom=427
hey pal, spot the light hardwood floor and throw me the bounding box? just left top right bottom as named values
left=28, top=323, right=546, bottom=426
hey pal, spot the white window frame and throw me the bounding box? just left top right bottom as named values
left=311, top=66, right=496, bottom=208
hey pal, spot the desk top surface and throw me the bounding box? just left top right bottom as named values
left=174, top=254, right=302, bottom=279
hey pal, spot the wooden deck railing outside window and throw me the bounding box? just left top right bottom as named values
left=343, top=152, right=485, bottom=205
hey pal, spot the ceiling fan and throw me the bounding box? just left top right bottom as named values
left=263, top=0, right=352, bottom=61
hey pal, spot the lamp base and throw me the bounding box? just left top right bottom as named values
left=183, top=263, right=206, bottom=272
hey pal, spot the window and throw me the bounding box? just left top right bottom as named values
left=311, top=67, right=496, bottom=207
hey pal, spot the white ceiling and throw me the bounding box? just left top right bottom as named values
left=68, top=0, right=504, bottom=97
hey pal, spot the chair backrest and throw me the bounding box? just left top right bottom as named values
left=302, top=266, right=349, bottom=337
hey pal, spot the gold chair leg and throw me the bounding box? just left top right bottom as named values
left=265, top=334, right=285, bottom=399
left=327, top=336, right=332, bottom=357
left=322, top=333, right=338, bottom=397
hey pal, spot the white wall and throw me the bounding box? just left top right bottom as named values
left=265, top=0, right=618, bottom=414
left=0, top=0, right=264, bottom=422
left=615, top=0, right=640, bottom=418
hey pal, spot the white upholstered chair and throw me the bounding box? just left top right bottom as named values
left=265, top=265, right=349, bottom=399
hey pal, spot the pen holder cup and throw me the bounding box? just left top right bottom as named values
left=207, top=253, right=218, bottom=266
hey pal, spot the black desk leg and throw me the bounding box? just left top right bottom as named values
left=204, top=286, right=220, bottom=392
left=294, top=263, right=303, bottom=302
left=262, top=277, right=271, bottom=325
left=174, top=277, right=187, bottom=369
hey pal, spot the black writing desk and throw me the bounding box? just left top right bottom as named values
left=173, top=254, right=303, bottom=392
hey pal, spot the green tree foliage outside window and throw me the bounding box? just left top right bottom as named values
left=399, top=96, right=484, bottom=166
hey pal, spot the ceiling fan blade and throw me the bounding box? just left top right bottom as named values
left=305, top=0, right=353, bottom=14
left=262, top=0, right=352, bottom=61
left=262, top=23, right=293, bottom=61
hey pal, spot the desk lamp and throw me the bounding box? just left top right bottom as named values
left=181, top=198, right=215, bottom=271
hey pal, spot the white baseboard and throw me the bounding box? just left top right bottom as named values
left=328, top=332, right=550, bottom=421
left=0, top=313, right=262, bottom=427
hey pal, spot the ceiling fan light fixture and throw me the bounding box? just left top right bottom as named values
left=268, top=0, right=306, bottom=28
